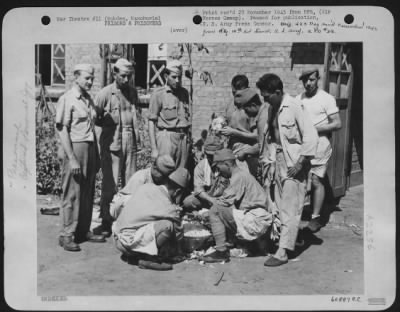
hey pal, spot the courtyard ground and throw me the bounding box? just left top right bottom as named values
left=37, top=185, right=364, bottom=296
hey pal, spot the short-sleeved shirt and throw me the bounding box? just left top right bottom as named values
left=148, top=85, right=190, bottom=129
left=296, top=89, right=339, bottom=165
left=55, top=87, right=96, bottom=142
left=95, top=82, right=138, bottom=150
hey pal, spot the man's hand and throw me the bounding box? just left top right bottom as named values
left=151, top=148, right=159, bottom=162
left=236, top=150, right=247, bottom=161
left=220, top=126, right=237, bottom=137
left=70, top=157, right=81, bottom=176
left=287, top=161, right=302, bottom=178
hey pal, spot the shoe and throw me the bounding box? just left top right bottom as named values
left=92, top=224, right=112, bottom=237
left=138, top=259, right=173, bottom=271
left=264, top=256, right=288, bottom=267
left=200, top=249, right=230, bottom=263
left=295, top=231, right=305, bottom=247
left=308, top=217, right=323, bottom=233
left=86, top=232, right=106, bottom=243
left=59, top=236, right=81, bottom=252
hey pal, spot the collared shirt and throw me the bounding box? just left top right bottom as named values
left=95, top=82, right=138, bottom=150
left=55, top=87, right=96, bottom=142
left=268, top=94, right=318, bottom=167
left=148, top=85, right=190, bottom=129
left=114, top=183, right=180, bottom=233
left=296, top=89, right=339, bottom=165
left=217, top=167, right=267, bottom=211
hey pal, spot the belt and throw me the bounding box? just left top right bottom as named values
left=122, top=126, right=133, bottom=131
left=160, top=128, right=188, bottom=134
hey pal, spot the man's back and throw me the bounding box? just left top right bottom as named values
left=114, top=184, right=178, bottom=233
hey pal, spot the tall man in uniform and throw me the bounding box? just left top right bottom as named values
left=56, top=64, right=106, bottom=252
left=297, top=69, right=342, bottom=232
left=148, top=59, right=191, bottom=168
left=94, top=58, right=139, bottom=237
left=244, top=73, right=318, bottom=267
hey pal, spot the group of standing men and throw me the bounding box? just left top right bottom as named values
left=55, top=56, right=340, bottom=270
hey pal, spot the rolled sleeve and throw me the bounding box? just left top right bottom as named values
left=55, top=95, right=71, bottom=128
left=148, top=92, right=161, bottom=121
left=325, top=94, right=339, bottom=116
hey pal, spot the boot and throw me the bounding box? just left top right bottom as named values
left=59, top=236, right=81, bottom=252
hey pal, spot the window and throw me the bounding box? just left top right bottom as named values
left=35, top=44, right=66, bottom=86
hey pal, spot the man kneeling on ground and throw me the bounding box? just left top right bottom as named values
left=113, top=168, right=190, bottom=270
left=200, top=149, right=273, bottom=263
left=108, top=155, right=176, bottom=222
left=182, top=136, right=228, bottom=211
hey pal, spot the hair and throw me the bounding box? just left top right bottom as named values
left=73, top=70, right=82, bottom=77
left=231, top=74, right=249, bottom=90
left=256, top=73, right=283, bottom=93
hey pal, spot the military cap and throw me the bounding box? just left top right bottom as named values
left=234, top=88, right=260, bottom=107
left=169, top=168, right=191, bottom=189
left=299, top=68, right=319, bottom=80
left=73, top=64, right=94, bottom=75
left=155, top=155, right=176, bottom=176
left=166, top=59, right=183, bottom=75
left=213, top=148, right=236, bottom=163
left=114, top=58, right=134, bottom=72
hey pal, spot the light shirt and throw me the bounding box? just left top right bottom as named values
left=114, top=183, right=180, bottom=233
left=193, top=158, right=213, bottom=194
left=267, top=94, right=318, bottom=167
left=55, top=87, right=96, bottom=142
left=296, top=89, right=339, bottom=165
left=110, top=167, right=153, bottom=220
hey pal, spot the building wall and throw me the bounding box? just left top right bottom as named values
left=169, top=42, right=326, bottom=139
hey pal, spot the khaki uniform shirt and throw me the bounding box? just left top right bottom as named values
left=95, top=82, right=138, bottom=151
left=55, top=87, right=96, bottom=142
left=148, top=85, right=190, bottom=129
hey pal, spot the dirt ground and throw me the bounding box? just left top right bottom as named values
left=37, top=185, right=363, bottom=296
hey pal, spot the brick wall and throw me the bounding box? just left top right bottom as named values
left=169, top=42, right=326, bottom=139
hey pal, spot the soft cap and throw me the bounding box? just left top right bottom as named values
left=73, top=64, right=94, bottom=75
left=155, top=155, right=176, bottom=176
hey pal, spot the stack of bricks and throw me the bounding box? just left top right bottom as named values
left=170, top=42, right=326, bottom=139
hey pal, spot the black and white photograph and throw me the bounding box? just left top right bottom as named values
left=3, top=6, right=395, bottom=310
left=35, top=41, right=364, bottom=296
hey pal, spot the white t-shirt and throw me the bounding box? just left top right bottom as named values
left=296, top=89, right=339, bottom=165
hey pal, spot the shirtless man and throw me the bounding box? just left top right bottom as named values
left=243, top=73, right=318, bottom=266
left=94, top=58, right=139, bottom=236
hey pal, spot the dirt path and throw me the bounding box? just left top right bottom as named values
left=37, top=186, right=363, bottom=296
